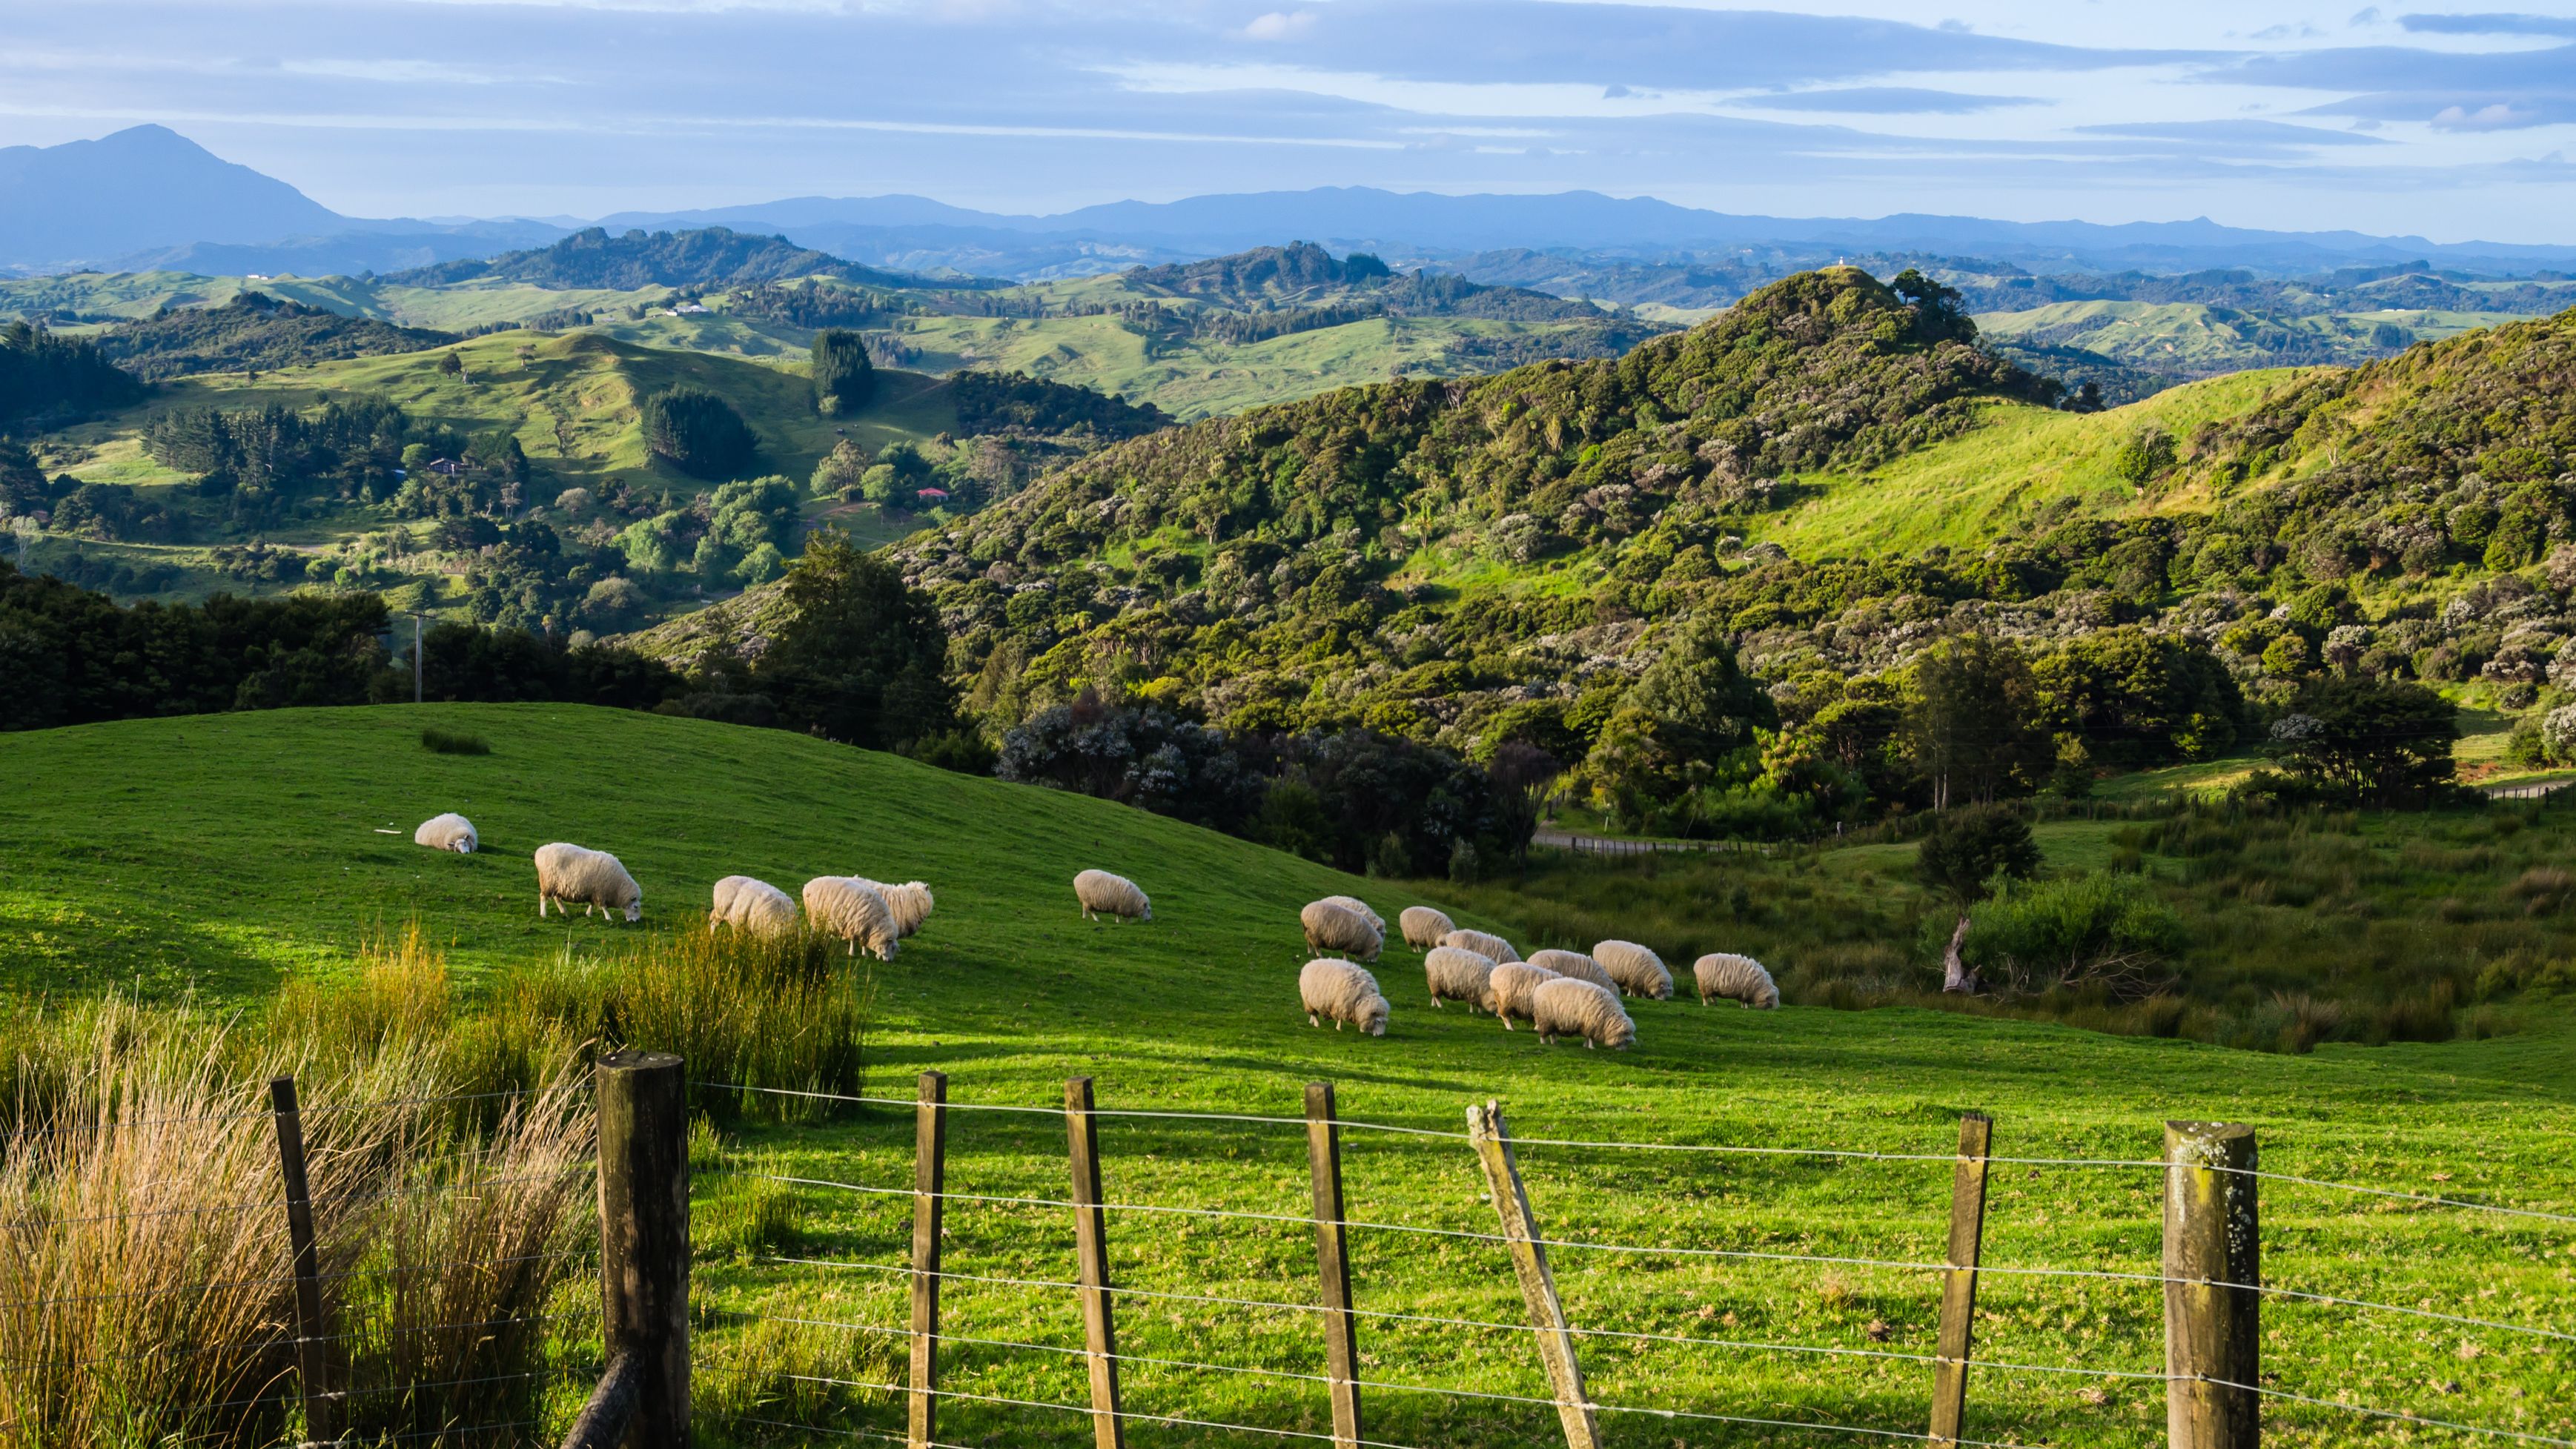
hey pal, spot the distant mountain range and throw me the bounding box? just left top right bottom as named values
left=7, top=125, right=2575, bottom=283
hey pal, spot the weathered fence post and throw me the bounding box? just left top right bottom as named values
left=1305, top=1082, right=1363, bottom=1449
left=1928, top=1111, right=1993, bottom=1447
left=1065, top=1077, right=1127, bottom=1449
left=269, top=1075, right=341, bottom=1445
left=910, top=1071, right=948, bottom=1449
left=585, top=1049, right=689, bottom=1449
left=2164, top=1121, right=2259, bottom=1449
left=1467, top=1101, right=1602, bottom=1449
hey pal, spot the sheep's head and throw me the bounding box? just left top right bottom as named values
left=1360, top=996, right=1389, bottom=1037
left=623, top=900, right=643, bottom=923
left=1600, top=1015, right=1637, bottom=1050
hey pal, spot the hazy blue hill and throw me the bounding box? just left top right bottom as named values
left=384, top=226, right=978, bottom=291
left=0, top=126, right=345, bottom=270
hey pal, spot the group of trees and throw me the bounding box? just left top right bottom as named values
left=142, top=394, right=528, bottom=528
left=0, top=322, right=142, bottom=428
left=640, top=385, right=757, bottom=479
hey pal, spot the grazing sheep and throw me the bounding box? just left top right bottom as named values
left=1423, top=946, right=1497, bottom=1012
left=1399, top=906, right=1455, bottom=951
left=1488, top=961, right=1560, bottom=1030
left=1302, top=900, right=1384, bottom=961
left=803, top=877, right=901, bottom=960
left=1440, top=928, right=1520, bottom=964
left=1299, top=958, right=1391, bottom=1035
left=1694, top=952, right=1780, bottom=1009
left=1528, top=948, right=1618, bottom=993
left=1320, top=895, right=1385, bottom=933
left=1532, top=978, right=1637, bottom=1050
left=1592, top=940, right=1674, bottom=1001
left=534, top=843, right=640, bottom=923
left=413, top=812, right=478, bottom=854
left=710, top=875, right=798, bottom=935
left=1074, top=869, right=1152, bottom=922
left=859, top=879, right=935, bottom=939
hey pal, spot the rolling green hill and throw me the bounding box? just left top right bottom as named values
left=1973, top=298, right=2472, bottom=376
left=0, top=703, right=2566, bottom=1447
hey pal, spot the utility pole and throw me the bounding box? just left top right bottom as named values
left=409, top=611, right=425, bottom=704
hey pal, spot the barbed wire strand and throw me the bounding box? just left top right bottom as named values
left=772, top=1373, right=1439, bottom=1449
left=0, top=1248, right=586, bottom=1313
left=0, top=1084, right=563, bottom=1143
left=2211, top=1378, right=2576, bottom=1448
left=747, top=1256, right=2162, bottom=1382
left=691, top=1081, right=1466, bottom=1139
left=720, top=1413, right=978, bottom=1449
left=0, top=1310, right=569, bottom=1375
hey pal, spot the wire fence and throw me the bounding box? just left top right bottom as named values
left=690, top=1076, right=2576, bottom=1449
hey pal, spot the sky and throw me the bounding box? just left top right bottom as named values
left=2, top=1, right=2573, bottom=240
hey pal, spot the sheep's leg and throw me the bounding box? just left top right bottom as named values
left=1307, top=1012, right=1320, bottom=1028
left=1584, top=1038, right=1596, bottom=1050
left=1430, top=997, right=1442, bottom=1008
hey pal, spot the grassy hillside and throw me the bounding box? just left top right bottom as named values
left=1743, top=368, right=2316, bottom=559
left=0, top=704, right=2567, bottom=1447
left=1974, top=299, right=2457, bottom=375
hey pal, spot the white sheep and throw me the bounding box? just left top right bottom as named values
left=1592, top=940, right=1674, bottom=1001
left=534, top=842, right=640, bottom=923
left=1299, top=958, right=1390, bottom=1036
left=413, top=812, right=478, bottom=855
left=1399, top=906, right=1455, bottom=951
left=1320, top=895, right=1385, bottom=933
left=858, top=879, right=935, bottom=939
left=804, top=877, right=901, bottom=960
left=1694, top=952, right=1780, bottom=1009
left=1423, top=945, right=1497, bottom=1012
left=710, top=875, right=798, bottom=935
left=1488, top=961, right=1560, bottom=1030
left=1441, top=927, right=1520, bottom=964
left=1302, top=900, right=1383, bottom=962
left=1074, top=869, right=1152, bottom=922
left=1532, top=978, right=1636, bottom=1050
left=1528, top=948, right=1618, bottom=993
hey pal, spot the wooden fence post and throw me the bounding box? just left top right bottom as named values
left=910, top=1071, right=948, bottom=1449
left=2163, top=1121, right=2260, bottom=1449
left=1928, top=1111, right=1993, bottom=1447
left=1305, top=1083, right=1363, bottom=1449
left=1466, top=1101, right=1602, bottom=1449
left=268, top=1076, right=340, bottom=1445
left=597, top=1050, right=689, bottom=1449
left=1065, top=1077, right=1126, bottom=1449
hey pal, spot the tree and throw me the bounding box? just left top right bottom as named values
left=1583, top=614, right=1775, bottom=826
left=810, top=329, right=874, bottom=415
left=753, top=527, right=956, bottom=749
left=2268, top=675, right=2458, bottom=804
left=1914, top=805, right=2041, bottom=992
left=1903, top=634, right=2048, bottom=811
left=640, top=384, right=756, bottom=479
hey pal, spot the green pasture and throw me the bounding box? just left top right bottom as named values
left=0, top=705, right=2566, bottom=1446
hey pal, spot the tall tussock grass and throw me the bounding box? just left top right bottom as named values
left=0, top=927, right=597, bottom=1449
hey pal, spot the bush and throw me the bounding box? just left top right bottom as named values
left=1958, top=872, right=2187, bottom=997
left=1367, top=831, right=1413, bottom=879
left=420, top=726, right=491, bottom=755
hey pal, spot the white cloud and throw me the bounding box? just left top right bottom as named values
left=1242, top=10, right=1315, bottom=42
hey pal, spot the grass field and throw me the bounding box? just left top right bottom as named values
left=0, top=704, right=2567, bottom=1447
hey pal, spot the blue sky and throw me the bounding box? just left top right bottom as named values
left=3, top=1, right=2572, bottom=239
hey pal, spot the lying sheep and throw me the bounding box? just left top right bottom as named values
left=1074, top=869, right=1152, bottom=922
left=1302, top=900, right=1383, bottom=962
left=1399, top=906, right=1455, bottom=952
left=1320, top=895, right=1385, bottom=933
left=414, top=812, right=478, bottom=855
left=1441, top=927, right=1520, bottom=964
left=1299, top=958, right=1390, bottom=1036
left=1423, top=945, right=1497, bottom=1012
left=534, top=842, right=640, bottom=923
left=859, top=879, right=935, bottom=939
left=1694, top=952, right=1780, bottom=1009
left=710, top=875, right=798, bottom=935
left=1488, top=961, right=1560, bottom=1030
left=1529, top=948, right=1618, bottom=993
left=1592, top=940, right=1674, bottom=1000
left=1532, top=978, right=1637, bottom=1050
left=803, top=876, right=901, bottom=961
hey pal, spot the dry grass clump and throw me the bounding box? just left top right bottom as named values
left=0, top=928, right=597, bottom=1449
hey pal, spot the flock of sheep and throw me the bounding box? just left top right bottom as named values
left=1295, top=897, right=1777, bottom=1052
left=412, top=812, right=935, bottom=958
left=410, top=815, right=1770, bottom=1055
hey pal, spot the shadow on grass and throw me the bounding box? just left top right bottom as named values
left=0, top=894, right=293, bottom=1000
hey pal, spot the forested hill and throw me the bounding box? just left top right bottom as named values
left=384, top=226, right=985, bottom=291
left=1122, top=239, right=1620, bottom=323
left=99, top=292, right=456, bottom=380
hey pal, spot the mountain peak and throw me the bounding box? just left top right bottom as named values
left=0, top=125, right=345, bottom=271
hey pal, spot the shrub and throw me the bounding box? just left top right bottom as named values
left=1958, top=871, right=2187, bottom=998
left=640, top=383, right=757, bottom=478
left=420, top=726, right=491, bottom=755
